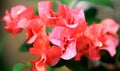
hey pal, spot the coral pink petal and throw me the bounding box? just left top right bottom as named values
left=11, top=5, right=27, bottom=19
left=46, top=46, right=62, bottom=66
left=89, top=47, right=101, bottom=60
left=27, top=34, right=37, bottom=44
left=38, top=1, right=52, bottom=16
left=101, top=19, right=119, bottom=34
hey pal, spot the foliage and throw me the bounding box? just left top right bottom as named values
left=19, top=41, right=32, bottom=52
left=13, top=63, right=25, bottom=71
left=80, top=0, right=114, bottom=8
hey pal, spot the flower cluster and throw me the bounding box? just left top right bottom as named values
left=2, top=1, right=119, bottom=71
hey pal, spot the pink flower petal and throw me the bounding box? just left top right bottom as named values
left=61, top=40, right=77, bottom=60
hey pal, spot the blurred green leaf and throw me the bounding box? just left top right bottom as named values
left=47, top=65, right=63, bottom=71
left=90, top=65, right=108, bottom=71
left=47, top=65, right=55, bottom=71
left=115, top=29, right=120, bottom=58
left=65, top=57, right=88, bottom=71
left=81, top=0, right=114, bottom=8
left=19, top=41, right=32, bottom=52
left=117, top=29, right=120, bottom=36
left=0, top=56, right=11, bottom=71
left=46, top=27, right=52, bottom=34
left=61, top=0, right=72, bottom=5
left=54, top=57, right=88, bottom=71
left=100, top=50, right=116, bottom=63
left=34, top=4, right=38, bottom=15
left=49, top=0, right=56, bottom=2
left=85, top=7, right=101, bottom=25
left=115, top=44, right=120, bottom=59
left=26, top=62, right=32, bottom=68
left=0, top=40, right=4, bottom=55
left=13, top=63, right=25, bottom=71
left=53, top=59, right=67, bottom=68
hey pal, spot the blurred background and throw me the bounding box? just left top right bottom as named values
left=0, top=0, right=120, bottom=71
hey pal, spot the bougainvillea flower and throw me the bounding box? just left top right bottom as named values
left=2, top=5, right=27, bottom=35
left=56, top=5, right=88, bottom=41
left=49, top=26, right=77, bottom=60
left=56, top=5, right=86, bottom=29
left=30, top=46, right=62, bottom=71
left=24, top=19, right=46, bottom=44
left=99, top=19, right=119, bottom=56
left=101, top=19, right=119, bottom=34
left=38, top=1, right=61, bottom=27
left=29, top=32, right=49, bottom=71
left=75, top=35, right=89, bottom=61
left=11, top=5, right=27, bottom=19
left=2, top=5, right=36, bottom=36
left=30, top=47, right=48, bottom=71
left=16, top=6, right=37, bottom=29
left=84, top=19, right=119, bottom=60
left=30, top=32, right=62, bottom=71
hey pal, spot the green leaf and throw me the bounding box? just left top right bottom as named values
left=61, top=0, right=72, bottom=5
left=65, top=57, right=88, bottom=71
left=19, top=41, right=32, bottom=52
left=90, top=65, right=108, bottom=71
left=13, top=63, right=25, bottom=71
left=53, top=59, right=67, bottom=68
left=117, top=29, right=120, bottom=36
left=54, top=57, right=88, bottom=71
left=100, top=50, right=116, bottom=63
left=115, top=44, right=120, bottom=59
left=34, top=4, right=38, bottom=15
left=47, top=65, right=55, bottom=71
left=47, top=65, right=63, bottom=71
left=85, top=7, right=101, bottom=25
left=81, top=0, right=114, bottom=8
left=0, top=40, right=4, bottom=56
left=26, top=62, right=32, bottom=68
left=46, top=27, right=52, bottom=34
left=49, top=0, right=56, bottom=2
left=54, top=57, right=89, bottom=71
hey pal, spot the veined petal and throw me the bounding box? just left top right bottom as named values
left=61, top=40, right=77, bottom=60
left=49, top=26, right=71, bottom=47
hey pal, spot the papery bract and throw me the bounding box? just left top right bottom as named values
left=75, top=35, right=88, bottom=61
left=17, top=7, right=37, bottom=29
left=56, top=5, right=86, bottom=29
left=38, top=1, right=60, bottom=27
left=24, top=19, right=46, bottom=44
left=30, top=48, right=46, bottom=71
left=30, top=37, right=62, bottom=71
left=46, top=46, right=62, bottom=66
left=2, top=5, right=36, bottom=36
left=11, top=5, right=27, bottom=19
left=2, top=5, right=27, bottom=35
left=99, top=19, right=119, bottom=56
left=49, top=26, right=77, bottom=60
left=84, top=19, right=119, bottom=60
